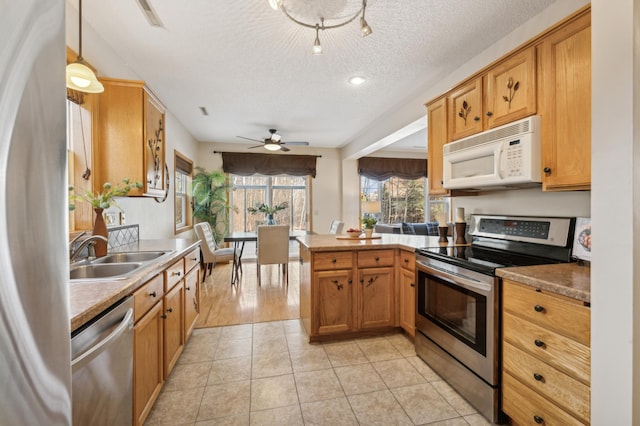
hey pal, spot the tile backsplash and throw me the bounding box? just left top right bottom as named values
left=107, top=224, right=139, bottom=249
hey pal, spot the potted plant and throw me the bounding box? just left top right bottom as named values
left=247, top=201, right=288, bottom=225
left=192, top=167, right=235, bottom=243
left=361, top=216, right=377, bottom=238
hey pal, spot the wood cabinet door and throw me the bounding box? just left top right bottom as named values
left=399, top=267, right=415, bottom=337
left=539, top=11, right=591, bottom=191
left=163, top=283, right=184, bottom=378
left=357, top=267, right=395, bottom=330
left=485, top=47, right=537, bottom=128
left=134, top=301, right=164, bottom=426
left=184, top=267, right=199, bottom=340
left=315, top=269, right=353, bottom=335
left=427, top=97, right=449, bottom=195
left=143, top=89, right=165, bottom=196
left=448, top=77, right=483, bottom=141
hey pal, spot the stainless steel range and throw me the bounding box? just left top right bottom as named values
left=414, top=215, right=575, bottom=423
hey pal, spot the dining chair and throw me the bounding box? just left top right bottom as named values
left=256, top=225, right=289, bottom=286
left=194, top=222, right=237, bottom=284
left=328, top=220, right=344, bottom=234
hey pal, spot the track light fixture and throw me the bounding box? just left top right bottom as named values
left=66, top=0, right=104, bottom=93
left=270, top=0, right=372, bottom=55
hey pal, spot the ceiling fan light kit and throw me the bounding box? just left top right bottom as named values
left=270, top=0, right=372, bottom=55
left=237, top=128, right=310, bottom=152
left=66, top=0, right=104, bottom=93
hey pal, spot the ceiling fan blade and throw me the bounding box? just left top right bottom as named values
left=237, top=136, right=263, bottom=143
left=280, top=145, right=291, bottom=152
left=248, top=145, right=264, bottom=149
left=282, top=141, right=310, bottom=146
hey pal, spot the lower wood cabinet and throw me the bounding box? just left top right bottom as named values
left=302, top=248, right=396, bottom=341
left=132, top=247, right=201, bottom=426
left=398, top=250, right=416, bottom=337
left=502, top=279, right=590, bottom=425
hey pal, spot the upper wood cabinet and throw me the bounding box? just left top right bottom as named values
left=94, top=78, right=166, bottom=197
left=427, top=97, right=448, bottom=195
left=485, top=47, right=537, bottom=129
left=538, top=10, right=591, bottom=191
left=448, top=78, right=483, bottom=141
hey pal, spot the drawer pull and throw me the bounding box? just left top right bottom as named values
left=348, top=279, right=353, bottom=285
left=533, top=415, right=544, bottom=424
left=375, top=256, right=380, bottom=261
left=149, top=291, right=157, bottom=298
left=171, top=271, right=182, bottom=277
left=534, top=305, right=544, bottom=313
left=186, top=286, right=191, bottom=291
left=332, top=258, right=337, bottom=263
left=534, top=339, right=545, bottom=348
left=161, top=313, right=167, bottom=319
left=167, top=307, right=173, bottom=313
left=404, top=258, right=409, bottom=263
left=533, top=373, right=544, bottom=382
left=190, top=257, right=198, bottom=261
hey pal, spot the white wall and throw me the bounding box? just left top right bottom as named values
left=195, top=143, right=342, bottom=234
left=591, top=0, right=639, bottom=423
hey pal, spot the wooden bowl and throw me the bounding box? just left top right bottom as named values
left=345, top=230, right=362, bottom=238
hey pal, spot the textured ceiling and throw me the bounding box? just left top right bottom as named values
left=73, top=0, right=557, bottom=151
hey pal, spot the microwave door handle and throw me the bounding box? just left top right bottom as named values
left=496, top=145, right=504, bottom=180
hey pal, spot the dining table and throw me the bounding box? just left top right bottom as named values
left=223, top=230, right=308, bottom=285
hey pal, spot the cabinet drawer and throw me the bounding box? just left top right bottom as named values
left=502, top=373, right=586, bottom=426
left=399, top=250, right=415, bottom=272
left=357, top=249, right=394, bottom=268
left=184, top=247, right=200, bottom=274
left=133, top=274, right=164, bottom=323
left=503, top=342, right=590, bottom=422
left=503, top=312, right=590, bottom=384
left=503, top=280, right=590, bottom=345
left=165, top=259, right=185, bottom=291
left=314, top=251, right=352, bottom=271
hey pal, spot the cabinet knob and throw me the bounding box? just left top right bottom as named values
left=534, top=305, right=544, bottom=313
left=543, top=167, right=551, bottom=175
left=191, top=257, right=198, bottom=261
left=348, top=279, right=353, bottom=284
left=533, top=373, right=544, bottom=382
left=533, top=415, right=544, bottom=424
left=186, top=286, right=191, bottom=291
left=167, top=307, right=173, bottom=313
left=149, top=291, right=157, bottom=298
left=161, top=314, right=167, bottom=319
left=486, top=111, right=493, bottom=117
left=534, top=339, right=545, bottom=348
left=332, top=258, right=337, bottom=263
left=171, top=271, right=182, bottom=277
left=404, top=258, right=409, bottom=263
left=375, top=256, right=380, bottom=261
left=473, top=116, right=480, bottom=122
left=410, top=283, right=415, bottom=287
left=147, top=179, right=152, bottom=184
left=440, top=180, right=444, bottom=185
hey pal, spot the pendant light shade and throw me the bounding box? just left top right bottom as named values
left=66, top=0, right=104, bottom=94
left=66, top=62, right=104, bottom=93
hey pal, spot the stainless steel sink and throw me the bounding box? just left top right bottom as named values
left=92, top=251, right=168, bottom=264
left=70, top=262, right=144, bottom=280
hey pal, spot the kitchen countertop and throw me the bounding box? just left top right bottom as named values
left=496, top=262, right=591, bottom=304
left=69, top=238, right=200, bottom=332
left=296, top=233, right=468, bottom=252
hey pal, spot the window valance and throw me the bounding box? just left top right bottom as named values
left=358, top=157, right=427, bottom=180
left=221, top=152, right=318, bottom=178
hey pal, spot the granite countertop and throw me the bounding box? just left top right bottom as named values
left=496, top=262, right=591, bottom=304
left=296, top=233, right=469, bottom=252
left=69, top=238, right=200, bottom=332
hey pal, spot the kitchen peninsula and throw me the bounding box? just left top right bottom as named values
left=296, top=233, right=461, bottom=342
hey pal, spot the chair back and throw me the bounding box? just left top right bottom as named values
left=257, top=225, right=289, bottom=265
left=194, top=222, right=217, bottom=263
left=328, top=220, right=344, bottom=234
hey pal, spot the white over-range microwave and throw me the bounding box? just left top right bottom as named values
left=443, top=115, right=542, bottom=191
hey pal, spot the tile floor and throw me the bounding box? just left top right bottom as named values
left=145, top=320, right=491, bottom=425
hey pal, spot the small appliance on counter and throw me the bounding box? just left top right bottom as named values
left=414, top=214, right=576, bottom=423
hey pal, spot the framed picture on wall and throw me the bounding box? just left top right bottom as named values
left=572, top=217, right=591, bottom=262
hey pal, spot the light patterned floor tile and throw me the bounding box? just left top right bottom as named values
left=220, top=324, right=254, bottom=341
left=334, top=363, right=387, bottom=395
left=252, top=333, right=288, bottom=355
left=195, top=413, right=250, bottom=425
left=300, top=397, right=359, bottom=425
left=164, top=360, right=212, bottom=391
left=324, top=342, right=369, bottom=367
left=432, top=380, right=479, bottom=416
left=464, top=413, right=492, bottom=425
left=391, top=382, right=460, bottom=424
left=249, top=404, right=303, bottom=426
left=214, top=337, right=253, bottom=360
left=406, top=355, right=442, bottom=382
left=197, top=380, right=251, bottom=421
left=289, top=347, right=332, bottom=373
left=208, top=356, right=252, bottom=385
left=294, top=368, right=345, bottom=403
left=348, top=389, right=413, bottom=425
left=356, top=338, right=404, bottom=362
left=386, top=333, right=417, bottom=357
left=373, top=357, right=426, bottom=388
left=145, top=387, right=204, bottom=425
left=251, top=351, right=292, bottom=379
left=250, top=374, right=299, bottom=412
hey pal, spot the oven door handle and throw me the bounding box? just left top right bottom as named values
left=417, top=260, right=493, bottom=294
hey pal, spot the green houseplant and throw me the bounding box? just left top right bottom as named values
left=192, top=167, right=235, bottom=243
left=361, top=216, right=377, bottom=229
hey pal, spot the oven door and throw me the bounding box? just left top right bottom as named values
left=415, top=258, right=499, bottom=385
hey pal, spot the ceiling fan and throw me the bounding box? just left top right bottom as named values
left=237, top=129, right=309, bottom=152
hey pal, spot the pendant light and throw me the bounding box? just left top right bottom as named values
left=66, top=0, right=104, bottom=93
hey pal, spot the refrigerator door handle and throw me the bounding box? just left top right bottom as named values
left=71, top=308, right=134, bottom=372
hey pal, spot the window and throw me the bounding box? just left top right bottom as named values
left=174, top=151, right=193, bottom=233
left=229, top=174, right=309, bottom=232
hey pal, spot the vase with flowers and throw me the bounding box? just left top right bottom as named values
left=247, top=201, right=288, bottom=226
left=69, top=178, right=142, bottom=256
left=361, top=217, right=377, bottom=238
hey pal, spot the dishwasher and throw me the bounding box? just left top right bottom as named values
left=71, top=296, right=134, bottom=426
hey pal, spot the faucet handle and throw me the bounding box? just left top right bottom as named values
left=69, top=231, right=88, bottom=246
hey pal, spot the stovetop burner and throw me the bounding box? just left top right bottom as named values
left=415, top=215, right=577, bottom=276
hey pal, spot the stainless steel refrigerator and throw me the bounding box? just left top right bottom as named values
left=0, top=0, right=71, bottom=424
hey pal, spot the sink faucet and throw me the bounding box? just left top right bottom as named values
left=69, top=233, right=109, bottom=263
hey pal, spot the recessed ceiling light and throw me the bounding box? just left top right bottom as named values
left=349, top=76, right=366, bottom=86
